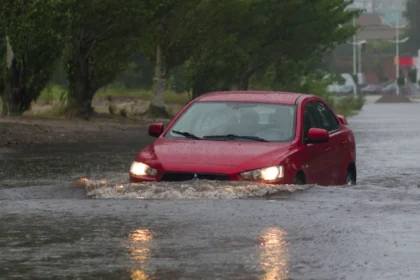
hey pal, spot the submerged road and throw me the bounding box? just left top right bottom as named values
left=1, top=102, right=420, bottom=279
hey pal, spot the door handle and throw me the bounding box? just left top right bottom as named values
left=325, top=146, right=332, bottom=152
left=341, top=140, right=348, bottom=145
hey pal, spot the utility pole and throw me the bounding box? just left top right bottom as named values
left=349, top=37, right=366, bottom=95
left=352, top=17, right=357, bottom=95
left=372, top=0, right=378, bottom=12
left=358, top=43, right=362, bottom=83
left=396, top=12, right=400, bottom=95
left=381, top=12, right=409, bottom=96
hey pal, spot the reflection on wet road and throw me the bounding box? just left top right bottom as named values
left=1, top=103, right=420, bottom=279
left=259, top=227, right=289, bottom=280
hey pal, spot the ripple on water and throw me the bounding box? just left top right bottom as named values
left=77, top=178, right=312, bottom=200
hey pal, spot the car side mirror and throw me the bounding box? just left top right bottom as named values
left=337, top=114, right=348, bottom=125
left=148, top=123, right=164, bottom=138
left=307, top=128, right=329, bottom=144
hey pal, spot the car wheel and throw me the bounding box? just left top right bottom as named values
left=344, top=169, right=356, bottom=186
left=293, top=173, right=305, bottom=185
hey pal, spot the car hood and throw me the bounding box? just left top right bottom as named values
left=136, top=138, right=294, bottom=171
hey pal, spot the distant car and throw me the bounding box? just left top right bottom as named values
left=338, top=85, right=355, bottom=95
left=130, top=91, right=357, bottom=186
left=361, top=84, right=383, bottom=95
left=381, top=83, right=397, bottom=94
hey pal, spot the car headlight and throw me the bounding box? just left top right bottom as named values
left=240, top=166, right=284, bottom=181
left=130, top=161, right=158, bottom=177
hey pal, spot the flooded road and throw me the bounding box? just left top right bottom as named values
left=1, top=102, right=420, bottom=279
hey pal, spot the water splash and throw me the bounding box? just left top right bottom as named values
left=75, top=177, right=311, bottom=200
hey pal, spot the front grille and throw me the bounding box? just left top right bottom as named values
left=160, top=172, right=230, bottom=182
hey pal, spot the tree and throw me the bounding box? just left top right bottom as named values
left=0, top=0, right=67, bottom=116
left=404, top=0, right=420, bottom=56
left=237, top=0, right=360, bottom=89
left=185, top=0, right=360, bottom=97
left=63, top=0, right=143, bottom=118
left=184, top=0, right=251, bottom=98
left=139, top=0, right=243, bottom=115
left=137, top=0, right=200, bottom=116
left=113, top=52, right=154, bottom=89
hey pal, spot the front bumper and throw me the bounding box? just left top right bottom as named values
left=130, top=171, right=238, bottom=183
left=130, top=171, right=288, bottom=184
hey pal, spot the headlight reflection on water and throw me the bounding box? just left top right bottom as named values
left=259, top=227, right=289, bottom=280
left=127, top=229, right=154, bottom=280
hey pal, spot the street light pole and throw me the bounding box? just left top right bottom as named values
left=380, top=12, right=409, bottom=96
left=352, top=17, right=357, bottom=78
left=358, top=43, right=362, bottom=82
left=396, top=12, right=400, bottom=95
left=348, top=39, right=366, bottom=95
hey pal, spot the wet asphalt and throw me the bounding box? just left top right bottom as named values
left=1, top=101, right=420, bottom=279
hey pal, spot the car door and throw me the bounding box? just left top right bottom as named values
left=312, top=101, right=345, bottom=185
left=301, top=102, right=331, bottom=185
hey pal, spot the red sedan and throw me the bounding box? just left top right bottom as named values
left=130, top=91, right=356, bottom=186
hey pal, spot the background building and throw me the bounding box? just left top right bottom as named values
left=348, top=0, right=407, bottom=25
left=328, top=1, right=411, bottom=84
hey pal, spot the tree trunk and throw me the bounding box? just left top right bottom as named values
left=239, top=74, right=250, bottom=90
left=192, top=78, right=208, bottom=99
left=1, top=99, right=6, bottom=116
left=192, top=70, right=213, bottom=99
left=152, top=43, right=166, bottom=108
left=3, top=35, right=27, bottom=116
left=67, top=53, right=94, bottom=118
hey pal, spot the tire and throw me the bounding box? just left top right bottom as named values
left=344, top=169, right=356, bottom=186
left=293, top=173, right=305, bottom=185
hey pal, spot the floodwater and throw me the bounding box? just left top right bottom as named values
left=1, top=102, right=420, bottom=279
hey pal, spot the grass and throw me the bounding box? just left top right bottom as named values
left=3, top=84, right=365, bottom=119
left=29, top=104, right=69, bottom=118
left=36, top=84, right=191, bottom=105
left=331, top=95, right=366, bottom=117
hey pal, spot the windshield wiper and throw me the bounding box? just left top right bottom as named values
left=202, top=134, right=268, bottom=142
left=172, top=130, right=202, bottom=140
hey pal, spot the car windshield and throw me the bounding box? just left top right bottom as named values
left=165, top=101, right=296, bottom=142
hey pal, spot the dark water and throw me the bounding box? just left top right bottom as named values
left=1, top=103, right=420, bottom=279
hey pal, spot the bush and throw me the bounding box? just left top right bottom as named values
left=108, top=104, right=117, bottom=115
left=333, top=94, right=365, bottom=116
left=397, top=76, right=405, bottom=86
left=293, top=70, right=365, bottom=117
left=120, top=108, right=128, bottom=118
left=409, top=68, right=417, bottom=83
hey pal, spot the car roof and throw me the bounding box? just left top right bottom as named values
left=195, top=91, right=312, bottom=105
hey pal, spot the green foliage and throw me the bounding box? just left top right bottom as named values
left=409, top=68, right=417, bottom=83
left=240, top=0, right=359, bottom=82
left=404, top=0, right=420, bottom=55
left=114, top=53, right=154, bottom=89
left=333, top=95, right=365, bottom=117
left=281, top=69, right=364, bottom=117
left=108, top=104, right=117, bottom=115
left=381, top=77, right=389, bottom=83
left=147, top=104, right=170, bottom=118
left=185, top=0, right=361, bottom=96
left=96, top=85, right=190, bottom=104
left=139, top=0, right=217, bottom=70
left=119, top=108, right=128, bottom=118
left=167, top=65, right=189, bottom=93
left=0, top=0, right=67, bottom=115
left=397, top=76, right=405, bottom=86
left=63, top=0, right=144, bottom=115
left=1, top=0, right=365, bottom=117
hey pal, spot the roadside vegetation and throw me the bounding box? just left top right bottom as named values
left=1, top=0, right=365, bottom=120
